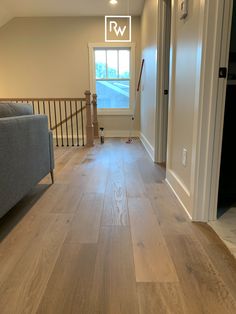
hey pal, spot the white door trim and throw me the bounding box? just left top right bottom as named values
left=191, top=0, right=233, bottom=221
left=166, top=0, right=177, bottom=174
left=207, top=0, right=233, bottom=220
left=155, top=0, right=171, bottom=163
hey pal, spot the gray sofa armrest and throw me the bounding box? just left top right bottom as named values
left=0, top=114, right=52, bottom=217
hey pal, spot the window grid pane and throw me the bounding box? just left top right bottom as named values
left=95, top=50, right=106, bottom=79
left=118, top=51, right=120, bottom=78
left=94, top=48, right=131, bottom=109
left=96, top=79, right=130, bottom=109
left=119, top=50, right=130, bottom=79
left=107, top=50, right=118, bottom=79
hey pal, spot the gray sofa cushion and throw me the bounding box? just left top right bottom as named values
left=0, top=114, right=53, bottom=218
left=0, top=102, right=33, bottom=118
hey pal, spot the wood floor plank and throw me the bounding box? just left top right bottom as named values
left=0, top=214, right=73, bottom=314
left=66, top=192, right=104, bottom=243
left=88, top=226, right=139, bottom=314
left=191, top=222, right=236, bottom=302
left=50, top=148, right=76, bottom=176
left=165, top=234, right=236, bottom=313
left=122, top=139, right=144, bottom=163
left=37, top=243, right=97, bottom=314
left=0, top=183, right=49, bottom=241
left=51, top=184, right=83, bottom=213
left=102, top=158, right=128, bottom=226
left=137, top=283, right=188, bottom=314
left=85, top=165, right=110, bottom=194
left=150, top=183, right=194, bottom=236
left=54, top=147, right=89, bottom=183
left=136, top=157, right=165, bottom=184
left=53, top=147, right=69, bottom=160
left=128, top=197, right=178, bottom=283
left=124, top=162, right=147, bottom=197
left=1, top=140, right=236, bottom=313
left=30, top=183, right=69, bottom=214
left=69, top=147, right=110, bottom=194
left=0, top=213, right=54, bottom=289
left=122, top=140, right=147, bottom=198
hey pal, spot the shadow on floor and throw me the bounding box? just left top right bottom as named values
left=0, top=184, right=50, bottom=242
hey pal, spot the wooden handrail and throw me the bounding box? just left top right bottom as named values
left=51, top=105, right=86, bottom=131
left=0, top=97, right=86, bottom=102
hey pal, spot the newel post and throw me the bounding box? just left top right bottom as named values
left=85, top=90, right=94, bottom=147
left=92, top=93, right=99, bottom=138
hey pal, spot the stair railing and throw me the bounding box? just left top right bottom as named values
left=0, top=90, right=99, bottom=147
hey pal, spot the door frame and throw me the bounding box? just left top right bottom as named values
left=155, top=0, right=171, bottom=163
left=207, top=0, right=233, bottom=220
left=154, top=0, right=233, bottom=221
left=191, top=0, right=233, bottom=221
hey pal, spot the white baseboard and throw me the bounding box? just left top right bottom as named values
left=53, top=130, right=140, bottom=139
left=166, top=169, right=192, bottom=220
left=53, top=130, right=140, bottom=142
left=104, top=130, right=140, bottom=138
left=139, top=132, right=155, bottom=161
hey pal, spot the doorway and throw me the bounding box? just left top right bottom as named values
left=217, top=0, right=236, bottom=218
left=208, top=0, right=236, bottom=257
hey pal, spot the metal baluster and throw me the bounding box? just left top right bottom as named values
left=43, top=100, right=46, bottom=114
left=54, top=100, right=59, bottom=147
left=80, top=100, right=85, bottom=146
left=70, top=100, right=74, bottom=146
left=64, top=101, right=69, bottom=146
left=32, top=100, right=35, bottom=114
left=75, top=100, right=79, bottom=146
left=37, top=100, right=40, bottom=114
left=59, top=100, right=64, bottom=146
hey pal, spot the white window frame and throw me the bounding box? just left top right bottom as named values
left=88, top=42, right=135, bottom=115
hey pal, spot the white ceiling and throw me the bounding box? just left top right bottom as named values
left=0, top=0, right=144, bottom=27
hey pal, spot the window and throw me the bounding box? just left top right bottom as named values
left=95, top=49, right=130, bottom=109
left=89, top=43, right=135, bottom=115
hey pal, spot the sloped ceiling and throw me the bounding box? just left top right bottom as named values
left=0, top=0, right=144, bottom=28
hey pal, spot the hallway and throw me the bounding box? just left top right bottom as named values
left=0, top=139, right=236, bottom=313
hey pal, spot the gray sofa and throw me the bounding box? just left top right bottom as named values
left=0, top=102, right=54, bottom=218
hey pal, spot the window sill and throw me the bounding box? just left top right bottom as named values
left=98, top=109, right=133, bottom=116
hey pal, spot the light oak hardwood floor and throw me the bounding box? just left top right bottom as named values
left=1, top=138, right=236, bottom=314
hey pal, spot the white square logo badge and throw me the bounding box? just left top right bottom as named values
left=105, top=16, right=131, bottom=42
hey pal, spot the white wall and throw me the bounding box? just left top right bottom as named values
left=140, top=0, right=158, bottom=160
left=140, top=0, right=230, bottom=221
left=0, top=16, right=141, bottom=136
left=166, top=0, right=205, bottom=218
